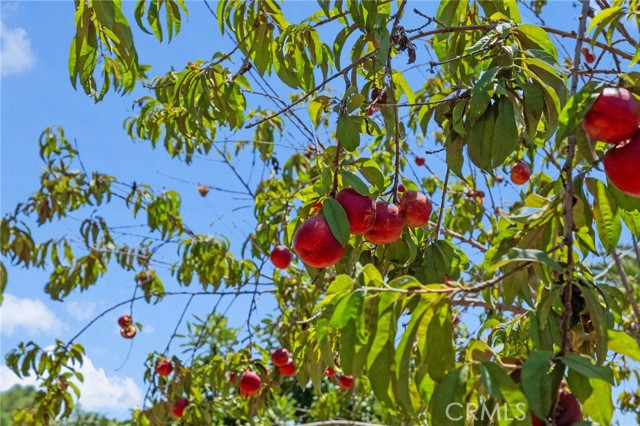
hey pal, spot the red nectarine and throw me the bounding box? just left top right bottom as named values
left=365, top=202, right=405, bottom=244
left=270, top=246, right=292, bottom=269
left=603, top=130, right=640, bottom=197
left=399, top=190, right=432, bottom=227
left=293, top=215, right=346, bottom=268
left=583, top=87, right=640, bottom=144
left=336, top=188, right=376, bottom=234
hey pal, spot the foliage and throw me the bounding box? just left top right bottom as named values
left=3, top=0, right=640, bottom=425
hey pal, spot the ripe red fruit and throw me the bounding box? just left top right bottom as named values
left=156, top=359, right=173, bottom=377
left=117, top=315, right=132, bottom=328
left=603, top=131, right=640, bottom=197
left=271, top=348, right=290, bottom=367
left=172, top=398, right=188, bottom=418
left=531, top=390, right=583, bottom=426
left=582, top=87, right=640, bottom=144
left=581, top=47, right=595, bottom=64
left=293, top=215, right=346, bottom=268
left=324, top=367, right=336, bottom=377
left=365, top=202, right=405, bottom=244
left=336, top=188, right=376, bottom=235
left=239, top=371, right=262, bottom=397
left=278, top=361, right=296, bottom=377
left=338, top=375, right=354, bottom=390
left=397, top=184, right=406, bottom=192
left=197, top=185, right=209, bottom=197
left=229, top=372, right=236, bottom=383
left=399, top=191, right=433, bottom=228
left=415, top=156, right=425, bottom=166
left=270, top=246, right=292, bottom=269
left=495, top=175, right=504, bottom=183
left=510, top=162, right=531, bottom=185
left=310, top=202, right=323, bottom=215
left=120, top=325, right=137, bottom=339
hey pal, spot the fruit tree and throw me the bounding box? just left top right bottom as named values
left=2, top=1, right=640, bottom=425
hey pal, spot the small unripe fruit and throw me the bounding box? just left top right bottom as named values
left=603, top=131, right=640, bottom=197
left=156, top=359, right=173, bottom=377
left=278, top=361, right=296, bottom=377
left=336, top=188, right=376, bottom=235
left=172, top=398, right=188, bottom=418
left=229, top=373, right=236, bottom=383
left=365, top=202, right=405, bottom=244
left=271, top=348, right=290, bottom=367
left=415, top=156, right=425, bottom=166
left=239, top=371, right=261, bottom=397
left=270, top=246, right=292, bottom=269
left=397, top=184, right=406, bottom=192
left=510, top=162, right=531, bottom=185
left=399, top=191, right=433, bottom=227
left=581, top=47, right=595, bottom=64
left=582, top=87, right=640, bottom=144
left=338, top=375, right=354, bottom=390
left=117, top=315, right=132, bottom=328
left=293, top=215, right=346, bottom=268
left=198, top=185, right=209, bottom=197
left=120, top=325, right=136, bottom=339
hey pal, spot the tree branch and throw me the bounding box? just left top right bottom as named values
left=612, top=250, right=640, bottom=323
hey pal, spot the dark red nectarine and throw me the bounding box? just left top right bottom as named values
left=336, top=188, right=376, bottom=234
left=603, top=130, right=640, bottom=197
left=172, top=398, right=188, bottom=418
left=293, top=215, right=346, bottom=268
left=583, top=87, right=640, bottom=144
left=365, top=202, right=405, bottom=244
left=399, top=190, right=432, bottom=227
left=270, top=246, right=292, bottom=269
left=511, top=162, right=531, bottom=185
left=271, top=348, right=290, bottom=367
left=239, top=371, right=261, bottom=397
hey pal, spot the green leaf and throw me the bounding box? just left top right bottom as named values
left=308, top=95, right=331, bottom=128
left=585, top=178, right=621, bottom=254
left=588, top=6, right=624, bottom=47
left=322, top=198, right=350, bottom=248
left=580, top=285, right=609, bottom=363
left=420, top=240, right=469, bottom=283
left=488, top=248, right=562, bottom=273
left=491, top=96, right=519, bottom=168
left=479, top=362, right=530, bottom=426
left=341, top=171, right=369, bottom=196
left=513, top=24, right=557, bottom=59
left=555, top=83, right=601, bottom=146
left=359, top=159, right=385, bottom=191
left=331, top=289, right=363, bottom=329
left=93, top=0, right=115, bottom=28
left=430, top=366, right=469, bottom=426
left=467, top=105, right=495, bottom=170
left=427, top=299, right=455, bottom=382
left=337, top=115, right=361, bottom=151
left=607, top=330, right=640, bottom=361
left=582, top=377, right=614, bottom=425
left=326, top=274, right=354, bottom=295
left=561, top=354, right=614, bottom=384
left=468, top=67, right=500, bottom=123
left=521, top=351, right=554, bottom=419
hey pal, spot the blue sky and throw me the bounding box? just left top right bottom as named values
left=0, top=1, right=638, bottom=424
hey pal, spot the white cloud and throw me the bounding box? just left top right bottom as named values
left=65, top=301, right=97, bottom=322
left=0, top=357, right=143, bottom=412
left=0, top=364, right=38, bottom=391
left=0, top=17, right=35, bottom=77
left=0, top=294, right=66, bottom=337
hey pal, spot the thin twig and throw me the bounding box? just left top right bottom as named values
left=612, top=250, right=640, bottom=323
left=434, top=167, right=450, bottom=240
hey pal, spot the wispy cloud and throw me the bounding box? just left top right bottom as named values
left=0, top=357, right=143, bottom=412
left=0, top=294, right=66, bottom=337
left=0, top=17, right=35, bottom=77
left=65, top=301, right=97, bottom=322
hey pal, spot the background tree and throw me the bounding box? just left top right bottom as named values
left=2, top=0, right=640, bottom=425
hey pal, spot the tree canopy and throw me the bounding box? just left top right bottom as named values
left=2, top=0, right=640, bottom=425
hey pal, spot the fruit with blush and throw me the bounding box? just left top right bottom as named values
left=278, top=361, right=296, bottom=377
left=338, top=375, right=354, bottom=390
left=365, top=201, right=405, bottom=244
left=271, top=348, right=290, bottom=367
left=582, top=87, right=640, bottom=144
left=603, top=130, right=640, bottom=197
left=156, top=359, right=173, bottom=377
left=397, top=184, right=406, bottom=192
left=293, top=215, right=346, bottom=268
left=336, top=188, right=376, bottom=234
left=118, top=315, right=132, bottom=328
left=172, top=398, right=189, bottom=418
left=510, top=162, right=531, bottom=185
left=415, top=156, right=425, bottom=166
left=239, top=371, right=262, bottom=397
left=270, top=246, right=292, bottom=269
left=120, top=325, right=137, bottom=339
left=531, top=389, right=583, bottom=426
left=399, top=190, right=432, bottom=227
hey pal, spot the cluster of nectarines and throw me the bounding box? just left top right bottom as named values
left=583, top=87, right=640, bottom=197
left=117, top=315, right=136, bottom=339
